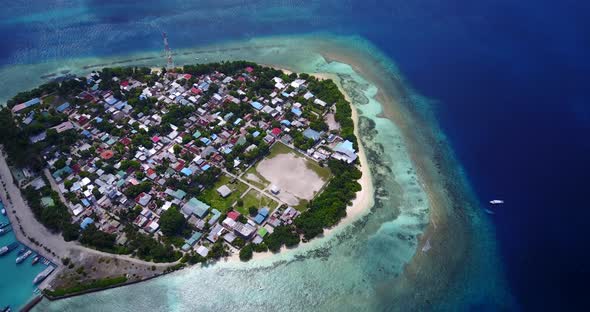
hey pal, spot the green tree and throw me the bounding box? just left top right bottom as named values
left=159, top=207, right=186, bottom=236
left=239, top=244, right=253, bottom=261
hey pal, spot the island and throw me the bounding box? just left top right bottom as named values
left=0, top=61, right=363, bottom=299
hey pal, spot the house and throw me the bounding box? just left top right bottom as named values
left=332, top=140, right=358, bottom=164
left=11, top=98, right=40, bottom=113
left=182, top=197, right=210, bottom=218
left=234, top=222, right=256, bottom=238
left=56, top=102, right=71, bottom=113
left=251, top=101, right=263, bottom=110
left=196, top=245, right=209, bottom=257
left=227, top=211, right=240, bottom=221
left=207, top=223, right=225, bottom=243
left=302, top=128, right=322, bottom=142
left=80, top=217, right=94, bottom=230
left=135, top=192, right=152, bottom=206
left=216, top=185, right=232, bottom=198
left=270, top=185, right=280, bottom=195
left=271, top=127, right=282, bottom=137
left=314, top=98, right=327, bottom=107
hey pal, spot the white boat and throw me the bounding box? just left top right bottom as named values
left=33, top=266, right=55, bottom=285
left=484, top=209, right=495, bottom=215
left=422, top=239, right=432, bottom=252
left=1, top=209, right=5, bottom=216
left=16, top=249, right=32, bottom=264
left=489, top=199, right=504, bottom=205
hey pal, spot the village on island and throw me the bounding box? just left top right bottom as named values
left=0, top=61, right=362, bottom=298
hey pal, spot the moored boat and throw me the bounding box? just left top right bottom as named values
left=0, top=227, right=11, bottom=236
left=0, top=242, right=19, bottom=256
left=0, top=222, right=10, bottom=229
left=16, top=249, right=32, bottom=264
left=32, top=255, right=40, bottom=265
left=1, top=208, right=5, bottom=216
left=1, top=305, right=11, bottom=312
left=33, top=265, right=55, bottom=285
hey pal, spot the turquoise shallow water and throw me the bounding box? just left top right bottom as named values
left=15, top=35, right=514, bottom=311
left=0, top=203, right=48, bottom=310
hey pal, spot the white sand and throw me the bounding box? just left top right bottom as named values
left=255, top=153, right=326, bottom=203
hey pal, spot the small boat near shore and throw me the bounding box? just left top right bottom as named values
left=16, top=249, right=32, bottom=264
left=32, top=255, right=40, bottom=265
left=0, top=242, right=19, bottom=256
left=0, top=227, right=11, bottom=236
left=1, top=305, right=11, bottom=312
left=484, top=209, right=495, bottom=215
left=0, top=222, right=10, bottom=229
left=17, top=247, right=27, bottom=255
left=33, top=265, right=55, bottom=285
left=1, top=208, right=5, bottom=216
left=489, top=199, right=504, bottom=205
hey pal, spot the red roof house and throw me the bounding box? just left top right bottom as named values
left=227, top=211, right=240, bottom=221
left=271, top=128, right=282, bottom=137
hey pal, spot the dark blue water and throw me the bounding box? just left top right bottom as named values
left=1, top=1, right=589, bottom=310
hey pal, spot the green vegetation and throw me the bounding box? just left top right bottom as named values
left=124, top=230, right=181, bottom=263
left=239, top=189, right=278, bottom=215
left=239, top=244, right=253, bottom=261
left=265, top=226, right=300, bottom=252
left=45, top=276, right=128, bottom=297
left=243, top=166, right=269, bottom=189
left=79, top=224, right=118, bottom=253
left=294, top=159, right=362, bottom=240
left=198, top=175, right=248, bottom=212
left=21, top=185, right=77, bottom=240
left=159, top=207, right=187, bottom=236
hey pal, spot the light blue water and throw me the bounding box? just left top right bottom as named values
left=0, top=202, right=48, bottom=310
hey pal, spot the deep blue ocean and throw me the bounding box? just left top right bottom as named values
left=1, top=1, right=589, bottom=310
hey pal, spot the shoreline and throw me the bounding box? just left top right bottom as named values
left=223, top=69, right=375, bottom=263
left=10, top=35, right=509, bottom=311
left=1, top=63, right=376, bottom=303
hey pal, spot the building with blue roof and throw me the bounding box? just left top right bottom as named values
left=254, top=213, right=266, bottom=225
left=105, top=97, right=118, bottom=105
left=251, top=101, right=263, bottom=110
left=332, top=140, right=358, bottom=164
left=259, top=207, right=270, bottom=217
left=302, top=128, right=322, bottom=141
left=81, top=130, right=91, bottom=138
left=182, top=198, right=210, bottom=218
left=291, top=107, right=302, bottom=117
left=233, top=118, right=242, bottom=126
left=252, top=131, right=261, bottom=138
left=80, top=217, right=94, bottom=229
left=280, top=120, right=291, bottom=126
left=56, top=102, right=70, bottom=112
left=200, top=137, right=211, bottom=145
left=11, top=97, right=41, bottom=113
left=180, top=167, right=193, bottom=176
left=95, top=117, right=103, bottom=123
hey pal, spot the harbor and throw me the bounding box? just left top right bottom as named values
left=0, top=199, right=55, bottom=310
